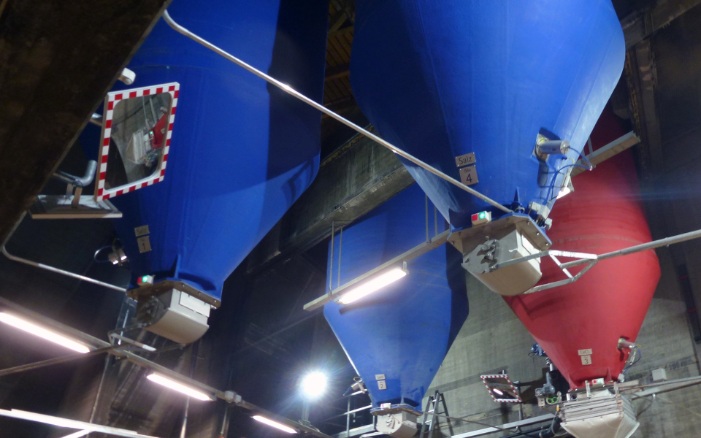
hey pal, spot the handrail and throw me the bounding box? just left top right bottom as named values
left=1, top=213, right=127, bottom=293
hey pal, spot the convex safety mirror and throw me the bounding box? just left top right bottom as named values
left=95, top=82, right=179, bottom=200
left=480, top=374, right=522, bottom=403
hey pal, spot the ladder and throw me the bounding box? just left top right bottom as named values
left=419, top=390, right=453, bottom=438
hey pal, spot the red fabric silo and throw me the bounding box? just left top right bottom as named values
left=504, top=108, right=661, bottom=389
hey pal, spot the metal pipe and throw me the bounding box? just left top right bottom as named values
left=0, top=297, right=332, bottom=437
left=1, top=245, right=127, bottom=292
left=321, top=404, right=373, bottom=423
left=108, top=333, right=156, bottom=352
left=0, top=408, right=159, bottom=438
left=329, top=221, right=335, bottom=292
left=630, top=375, right=701, bottom=398
left=89, top=300, right=134, bottom=426
left=338, top=226, right=343, bottom=288
left=450, top=414, right=555, bottom=438
left=0, top=346, right=113, bottom=378
left=304, top=229, right=450, bottom=311
left=180, top=341, right=200, bottom=438
left=344, top=404, right=372, bottom=416
left=89, top=113, right=103, bottom=126
left=0, top=211, right=125, bottom=293
left=525, top=260, right=597, bottom=294
left=425, top=195, right=430, bottom=243
left=560, top=228, right=701, bottom=269
left=1, top=211, right=126, bottom=293
left=495, top=229, right=701, bottom=294
left=218, top=404, right=231, bottom=438
left=53, top=160, right=97, bottom=188
left=179, top=397, right=190, bottom=438
left=345, top=396, right=351, bottom=435
left=161, top=10, right=513, bottom=215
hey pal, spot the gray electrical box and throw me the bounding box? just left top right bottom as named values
left=136, top=287, right=211, bottom=344
left=463, top=228, right=542, bottom=295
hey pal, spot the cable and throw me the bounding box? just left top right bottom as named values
left=542, top=161, right=591, bottom=204
left=622, top=345, right=642, bottom=374
left=93, top=245, right=113, bottom=264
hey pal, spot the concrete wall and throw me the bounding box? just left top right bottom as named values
left=426, top=247, right=701, bottom=437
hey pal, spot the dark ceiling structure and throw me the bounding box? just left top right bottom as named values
left=3, top=0, right=701, bottom=437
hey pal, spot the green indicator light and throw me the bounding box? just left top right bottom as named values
left=479, top=211, right=486, bottom=220
left=138, top=275, right=154, bottom=286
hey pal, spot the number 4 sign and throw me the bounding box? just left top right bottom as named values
left=459, top=165, right=479, bottom=186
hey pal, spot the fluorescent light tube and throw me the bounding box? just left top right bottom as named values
left=0, top=408, right=159, bottom=438
left=60, top=430, right=90, bottom=438
left=338, top=267, right=407, bottom=304
left=251, top=415, right=297, bottom=434
left=146, top=373, right=213, bottom=401
left=0, top=312, right=90, bottom=354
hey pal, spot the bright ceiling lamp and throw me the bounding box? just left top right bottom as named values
left=338, top=266, right=407, bottom=305
left=0, top=312, right=90, bottom=354
left=300, top=370, right=328, bottom=401
left=251, top=415, right=297, bottom=434
left=146, top=372, right=214, bottom=401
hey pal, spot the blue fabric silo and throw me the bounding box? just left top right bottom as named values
left=350, top=0, right=625, bottom=230
left=99, top=0, right=329, bottom=301
left=324, top=184, right=469, bottom=410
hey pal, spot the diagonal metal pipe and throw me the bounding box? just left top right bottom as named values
left=161, top=10, right=513, bottom=215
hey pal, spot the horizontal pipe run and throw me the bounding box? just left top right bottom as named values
left=322, top=404, right=373, bottom=423
left=161, top=11, right=512, bottom=215
left=631, top=375, right=701, bottom=398
left=493, top=229, right=701, bottom=294
left=0, top=346, right=113, bottom=378
left=451, top=414, right=556, bottom=438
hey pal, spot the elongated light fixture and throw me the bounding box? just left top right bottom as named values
left=60, top=430, right=90, bottom=438
left=146, top=372, right=214, bottom=401
left=0, top=409, right=159, bottom=438
left=0, top=312, right=90, bottom=354
left=251, top=415, right=297, bottom=434
left=338, top=266, right=407, bottom=305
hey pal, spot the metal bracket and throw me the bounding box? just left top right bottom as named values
left=29, top=194, right=122, bottom=219
left=31, top=159, right=122, bottom=219
left=517, top=228, right=701, bottom=294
